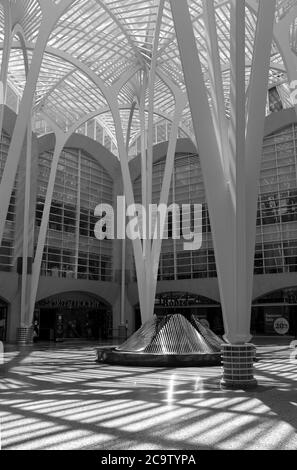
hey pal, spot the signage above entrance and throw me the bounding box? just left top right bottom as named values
left=155, top=292, right=219, bottom=308
left=38, top=298, right=103, bottom=309
left=37, top=292, right=108, bottom=310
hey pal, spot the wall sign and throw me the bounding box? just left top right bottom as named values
left=274, top=317, right=290, bottom=335
left=265, top=312, right=290, bottom=335
left=38, top=297, right=104, bottom=309
left=155, top=292, right=218, bottom=307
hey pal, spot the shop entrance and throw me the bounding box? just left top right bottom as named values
left=35, top=292, right=112, bottom=341
left=252, top=288, right=297, bottom=336
left=0, top=298, right=8, bottom=342
left=135, top=292, right=224, bottom=335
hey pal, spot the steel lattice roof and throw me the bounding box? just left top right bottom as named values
left=0, top=0, right=296, bottom=156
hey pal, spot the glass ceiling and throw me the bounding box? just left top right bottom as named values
left=0, top=0, right=296, bottom=157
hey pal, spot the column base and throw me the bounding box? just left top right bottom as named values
left=220, top=343, right=257, bottom=390
left=16, top=327, right=34, bottom=345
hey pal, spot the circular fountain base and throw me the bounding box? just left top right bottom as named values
left=97, top=349, right=221, bottom=367
left=96, top=313, right=224, bottom=367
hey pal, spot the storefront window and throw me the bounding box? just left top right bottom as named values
left=252, top=288, right=297, bottom=336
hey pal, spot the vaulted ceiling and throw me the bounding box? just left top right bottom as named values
left=0, top=0, right=296, bottom=156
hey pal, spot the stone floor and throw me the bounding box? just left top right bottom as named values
left=0, top=338, right=296, bottom=450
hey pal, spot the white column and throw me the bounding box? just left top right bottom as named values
left=147, top=0, right=165, bottom=212
left=170, top=0, right=236, bottom=342
left=20, top=117, right=33, bottom=327
left=109, top=95, right=147, bottom=323
left=150, top=95, right=186, bottom=317
left=139, top=75, right=151, bottom=320
left=0, top=0, right=12, bottom=136
left=229, top=0, right=248, bottom=342
left=170, top=0, right=276, bottom=344
left=28, top=133, right=68, bottom=323
left=202, top=0, right=229, bottom=179
left=120, top=103, right=136, bottom=326
left=274, top=9, right=297, bottom=93
left=245, top=0, right=277, bottom=314
left=0, top=21, right=51, bottom=246
left=145, top=0, right=165, bottom=320
left=120, top=236, right=126, bottom=326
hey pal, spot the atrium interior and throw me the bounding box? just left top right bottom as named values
left=0, top=0, right=297, bottom=451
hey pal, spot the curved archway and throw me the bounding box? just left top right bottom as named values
left=37, top=132, right=120, bottom=181
left=35, top=291, right=112, bottom=342
left=253, top=287, right=297, bottom=305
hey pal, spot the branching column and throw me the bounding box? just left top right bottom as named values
left=0, top=0, right=12, bottom=136
left=274, top=6, right=297, bottom=119
left=0, top=0, right=76, bottom=247
left=170, top=0, right=276, bottom=388
left=28, top=131, right=70, bottom=329
left=0, top=1, right=77, bottom=343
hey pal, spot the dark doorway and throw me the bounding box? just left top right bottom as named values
left=36, top=292, right=112, bottom=341
left=0, top=299, right=8, bottom=342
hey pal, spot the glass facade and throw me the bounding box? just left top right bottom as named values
left=134, top=153, right=215, bottom=281
left=131, top=120, right=188, bottom=157
left=134, top=124, right=297, bottom=280
left=255, top=124, right=297, bottom=275
left=0, top=132, right=16, bottom=272
left=36, top=148, right=113, bottom=281
left=1, top=122, right=297, bottom=284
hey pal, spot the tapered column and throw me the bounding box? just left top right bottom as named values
left=171, top=0, right=276, bottom=387
left=274, top=8, right=297, bottom=86
left=109, top=1, right=186, bottom=326
left=109, top=95, right=147, bottom=322
left=0, top=0, right=12, bottom=137
left=170, top=0, right=236, bottom=342
left=119, top=103, right=136, bottom=332
left=202, top=0, right=229, bottom=179
left=0, top=0, right=73, bottom=248
left=138, top=75, right=151, bottom=321
left=171, top=0, right=276, bottom=357
left=19, top=118, right=33, bottom=329
left=150, top=94, right=186, bottom=317
left=28, top=133, right=68, bottom=329
left=146, top=0, right=165, bottom=319
left=0, top=22, right=50, bottom=247
left=229, top=0, right=248, bottom=342
left=245, top=0, right=277, bottom=312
